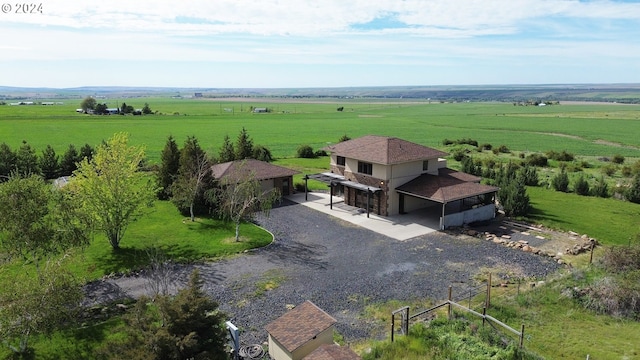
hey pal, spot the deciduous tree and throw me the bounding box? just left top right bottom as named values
left=0, top=260, right=83, bottom=356
left=70, top=132, right=157, bottom=250
left=171, top=136, right=214, bottom=221
left=80, top=96, right=97, bottom=112
left=214, top=161, right=280, bottom=241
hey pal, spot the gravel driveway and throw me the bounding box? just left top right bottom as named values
left=87, top=199, right=561, bottom=345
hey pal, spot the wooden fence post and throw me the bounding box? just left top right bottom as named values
left=519, top=324, right=525, bottom=348
left=482, top=307, right=486, bottom=327
left=486, top=273, right=492, bottom=309
left=448, top=286, right=452, bottom=320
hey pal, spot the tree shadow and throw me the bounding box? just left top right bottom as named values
left=527, top=206, right=568, bottom=224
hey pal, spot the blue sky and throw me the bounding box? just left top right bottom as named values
left=1, top=0, right=640, bottom=88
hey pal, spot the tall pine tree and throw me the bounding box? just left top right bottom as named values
left=157, top=135, right=180, bottom=200
left=218, top=134, right=235, bottom=163
left=40, top=145, right=60, bottom=180
left=235, top=127, right=254, bottom=160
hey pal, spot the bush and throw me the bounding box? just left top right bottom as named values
left=294, top=182, right=306, bottom=192
left=493, top=144, right=510, bottom=154
left=592, top=177, right=610, bottom=198
left=627, top=175, right=640, bottom=204
left=546, top=150, right=574, bottom=162
left=478, top=143, right=492, bottom=151
left=252, top=145, right=273, bottom=162
left=452, top=150, right=468, bottom=162
left=552, top=170, right=570, bottom=192
left=314, top=149, right=328, bottom=157
left=296, top=145, right=316, bottom=158
left=601, top=164, right=617, bottom=176
left=525, top=153, right=548, bottom=167
left=338, top=134, right=351, bottom=142
left=520, top=165, right=539, bottom=186
left=612, top=154, right=625, bottom=164
left=574, top=176, right=590, bottom=196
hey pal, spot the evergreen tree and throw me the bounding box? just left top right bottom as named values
left=157, top=135, right=180, bottom=200
left=142, top=102, right=152, bottom=115
left=495, top=163, right=530, bottom=217
left=520, top=165, right=539, bottom=186
left=574, top=175, right=590, bottom=196
left=15, top=140, right=40, bottom=177
left=552, top=169, right=570, bottom=192
left=218, top=134, right=235, bottom=163
left=592, top=176, right=609, bottom=198
left=80, top=143, right=94, bottom=162
left=235, top=127, right=254, bottom=160
left=40, top=145, right=60, bottom=180
left=60, top=144, right=80, bottom=176
left=627, top=175, right=640, bottom=204
left=0, top=142, right=17, bottom=180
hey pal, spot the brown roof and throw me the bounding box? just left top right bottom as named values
left=211, top=159, right=299, bottom=182
left=396, top=168, right=499, bottom=203
left=304, top=344, right=361, bottom=360
left=323, top=135, right=448, bottom=165
left=265, top=301, right=337, bottom=353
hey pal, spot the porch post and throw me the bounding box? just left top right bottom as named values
left=304, top=175, right=309, bottom=201
left=441, top=201, right=446, bottom=230
left=366, top=188, right=371, bottom=218
left=329, top=181, right=334, bottom=210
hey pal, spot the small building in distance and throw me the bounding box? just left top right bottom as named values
left=265, top=301, right=337, bottom=360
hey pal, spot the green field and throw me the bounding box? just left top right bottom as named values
left=2, top=99, right=639, bottom=165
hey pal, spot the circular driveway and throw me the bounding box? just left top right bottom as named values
left=189, top=200, right=561, bottom=344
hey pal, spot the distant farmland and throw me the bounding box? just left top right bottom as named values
left=1, top=99, right=639, bottom=163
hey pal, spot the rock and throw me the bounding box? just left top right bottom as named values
left=501, top=234, right=512, bottom=239
left=535, top=235, right=545, bottom=240
left=521, top=232, right=530, bottom=236
left=518, top=240, right=529, bottom=245
left=569, top=231, right=579, bottom=236
left=468, top=230, right=478, bottom=236
left=581, top=234, right=589, bottom=239
left=557, top=259, right=565, bottom=265
left=116, top=303, right=128, bottom=311
left=492, top=238, right=503, bottom=244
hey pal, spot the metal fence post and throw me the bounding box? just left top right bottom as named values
left=448, top=286, right=452, bottom=320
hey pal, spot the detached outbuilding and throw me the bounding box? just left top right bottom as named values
left=304, top=344, right=361, bottom=360
left=211, top=159, right=299, bottom=197
left=265, top=301, right=337, bottom=360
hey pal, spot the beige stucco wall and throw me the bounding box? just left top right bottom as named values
left=268, top=334, right=293, bottom=360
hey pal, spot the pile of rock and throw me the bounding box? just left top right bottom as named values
left=482, top=232, right=568, bottom=265
left=565, top=231, right=598, bottom=255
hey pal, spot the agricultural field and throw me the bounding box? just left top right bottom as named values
left=2, top=98, right=639, bottom=165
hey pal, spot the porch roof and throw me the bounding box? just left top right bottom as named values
left=396, top=168, right=499, bottom=203
left=307, top=172, right=382, bottom=192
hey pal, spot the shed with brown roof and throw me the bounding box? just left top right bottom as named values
left=265, top=301, right=337, bottom=360
left=211, top=159, right=299, bottom=196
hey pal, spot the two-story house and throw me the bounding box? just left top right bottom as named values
left=317, top=135, right=498, bottom=229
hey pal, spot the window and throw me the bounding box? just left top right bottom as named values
left=336, top=156, right=346, bottom=166
left=357, top=161, right=373, bottom=175
left=423, top=160, right=429, bottom=171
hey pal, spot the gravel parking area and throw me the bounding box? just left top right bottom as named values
left=88, top=199, right=561, bottom=346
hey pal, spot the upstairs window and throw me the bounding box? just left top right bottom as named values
left=358, top=161, right=373, bottom=175
left=337, top=156, right=346, bottom=166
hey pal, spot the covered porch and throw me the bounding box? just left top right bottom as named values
left=305, top=172, right=384, bottom=219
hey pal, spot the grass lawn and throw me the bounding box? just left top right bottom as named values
left=526, top=186, right=640, bottom=246
left=0, top=200, right=273, bottom=283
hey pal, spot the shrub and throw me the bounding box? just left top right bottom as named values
left=338, top=134, right=351, bottom=142
left=525, top=153, right=548, bottom=167
left=601, top=164, right=617, bottom=176
left=622, top=166, right=632, bottom=177
left=546, top=150, right=575, bottom=162
left=314, top=149, right=328, bottom=157
left=252, top=145, right=273, bottom=162
left=574, top=176, right=590, bottom=196
left=296, top=145, right=316, bottom=158
left=612, top=154, right=625, bottom=164
left=552, top=169, right=570, bottom=192
left=520, top=165, right=539, bottom=186
left=627, top=175, right=640, bottom=204
left=294, top=182, right=306, bottom=192
left=452, top=150, right=467, bottom=162
left=442, top=138, right=454, bottom=146
left=478, top=143, right=492, bottom=151
left=592, top=177, right=610, bottom=198
left=497, top=144, right=510, bottom=153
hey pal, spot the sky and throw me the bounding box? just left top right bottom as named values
left=1, top=0, right=640, bottom=88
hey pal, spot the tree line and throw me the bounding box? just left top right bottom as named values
left=0, top=141, right=94, bottom=180
left=80, top=96, right=153, bottom=115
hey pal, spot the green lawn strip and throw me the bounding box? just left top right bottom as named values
left=495, top=276, right=640, bottom=360
left=0, top=200, right=273, bottom=283
left=526, top=186, right=640, bottom=246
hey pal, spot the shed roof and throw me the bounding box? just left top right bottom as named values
left=396, top=168, right=499, bottom=203
left=265, top=301, right=337, bottom=353
left=323, top=135, right=448, bottom=165
left=303, top=344, right=361, bottom=360
left=211, top=159, right=299, bottom=182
